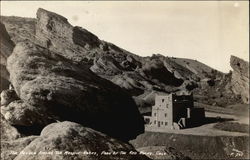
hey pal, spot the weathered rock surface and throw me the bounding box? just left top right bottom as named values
left=35, top=8, right=100, bottom=63
left=0, top=114, right=21, bottom=141
left=1, top=8, right=248, bottom=110
left=230, top=56, right=249, bottom=104
left=0, top=22, right=14, bottom=61
left=0, top=89, right=19, bottom=106
left=1, top=136, right=38, bottom=160
left=14, top=121, right=150, bottom=160
left=91, top=55, right=123, bottom=76
left=0, top=8, right=248, bottom=160
left=0, top=16, right=36, bottom=44
left=33, top=8, right=222, bottom=106
left=6, top=41, right=144, bottom=141
left=1, top=100, right=51, bottom=128
left=140, top=58, right=184, bottom=87
left=0, top=22, right=14, bottom=91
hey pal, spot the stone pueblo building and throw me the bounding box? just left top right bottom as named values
left=144, top=93, right=205, bottom=131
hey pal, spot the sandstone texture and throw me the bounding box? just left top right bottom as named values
left=1, top=7, right=248, bottom=160
left=1, top=100, right=50, bottom=127
left=0, top=22, right=14, bottom=91
left=13, top=121, right=150, bottom=160
left=1, top=136, right=38, bottom=160
left=2, top=8, right=245, bottom=109
left=6, top=41, right=144, bottom=141
left=0, top=22, right=14, bottom=62
left=0, top=114, right=21, bottom=141
left=0, top=89, right=19, bottom=106
left=0, top=16, right=36, bottom=43
left=230, top=55, right=249, bottom=104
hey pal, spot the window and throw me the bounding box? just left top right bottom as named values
left=144, top=118, right=150, bottom=124
left=154, top=121, right=156, bottom=124
left=162, top=99, right=165, bottom=103
left=165, top=122, right=168, bottom=126
left=161, top=121, right=163, bottom=125
left=154, top=113, right=157, bottom=116
left=165, top=113, right=167, bottom=117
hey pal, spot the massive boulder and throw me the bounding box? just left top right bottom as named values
left=0, top=89, right=19, bottom=106
left=140, top=58, right=184, bottom=87
left=91, top=55, right=123, bottom=76
left=34, top=8, right=187, bottom=99
left=35, top=8, right=101, bottom=63
left=1, top=100, right=50, bottom=129
left=6, top=41, right=144, bottom=141
left=0, top=16, right=36, bottom=44
left=1, top=8, right=225, bottom=109
left=2, top=8, right=243, bottom=109
left=14, top=121, right=150, bottom=160
left=230, top=56, right=249, bottom=104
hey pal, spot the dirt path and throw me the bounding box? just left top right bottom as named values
left=206, top=111, right=249, bottom=124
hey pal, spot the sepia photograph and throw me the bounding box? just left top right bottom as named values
left=0, top=1, right=249, bottom=160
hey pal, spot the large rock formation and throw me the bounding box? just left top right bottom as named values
left=0, top=22, right=14, bottom=61
left=0, top=22, right=14, bottom=91
left=0, top=16, right=36, bottom=43
left=0, top=89, right=19, bottom=106
left=35, top=8, right=101, bottom=63
left=13, top=121, right=150, bottom=160
left=1, top=8, right=236, bottom=109
left=6, top=41, right=144, bottom=141
left=230, top=56, right=249, bottom=104
left=1, top=8, right=248, bottom=160
left=0, top=114, right=21, bottom=141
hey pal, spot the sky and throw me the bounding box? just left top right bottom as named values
left=1, top=1, right=249, bottom=73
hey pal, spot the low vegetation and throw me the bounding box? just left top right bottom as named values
left=214, top=122, right=249, bottom=133
left=131, top=132, right=249, bottom=159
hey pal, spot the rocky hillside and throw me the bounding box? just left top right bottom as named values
left=1, top=8, right=248, bottom=160
left=1, top=8, right=247, bottom=109
left=0, top=9, right=151, bottom=160
left=0, top=16, right=36, bottom=43
left=3, top=39, right=145, bottom=141
left=0, top=22, right=14, bottom=92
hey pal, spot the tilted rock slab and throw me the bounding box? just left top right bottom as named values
left=0, top=22, right=14, bottom=64
left=6, top=41, right=144, bottom=141
left=230, top=55, right=249, bottom=104
left=0, top=22, right=14, bottom=91
left=3, top=8, right=233, bottom=108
